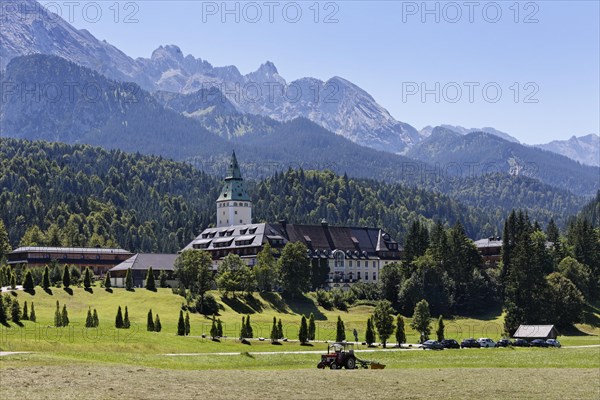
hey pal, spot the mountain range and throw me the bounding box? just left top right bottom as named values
left=534, top=134, right=600, bottom=167
left=0, top=0, right=597, bottom=217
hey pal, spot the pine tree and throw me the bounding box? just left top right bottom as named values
left=42, top=266, right=50, bottom=289
left=147, top=309, right=155, bottom=331
left=123, top=306, right=130, bottom=329
left=145, top=267, right=156, bottom=291
left=185, top=312, right=191, bottom=336
left=177, top=310, right=185, bottom=336
left=154, top=314, right=162, bottom=332
left=11, top=299, right=21, bottom=323
left=365, top=317, right=375, bottom=346
left=104, top=271, right=111, bottom=290
left=336, top=316, right=346, bottom=342
left=277, top=318, right=283, bottom=339
left=308, top=313, right=316, bottom=341
left=245, top=315, right=253, bottom=338
left=83, top=267, right=92, bottom=289
left=62, top=265, right=70, bottom=288
left=115, top=306, right=124, bottom=329
left=54, top=300, right=62, bottom=327
left=29, top=302, right=36, bottom=322
left=125, top=267, right=133, bottom=290
left=0, top=297, right=8, bottom=325
left=22, top=301, right=29, bottom=320
left=85, top=307, right=93, bottom=328
left=61, top=305, right=69, bottom=326
left=299, top=315, right=308, bottom=344
left=217, top=319, right=223, bottom=337
left=436, top=316, right=445, bottom=341
left=270, top=316, right=278, bottom=342
left=92, top=309, right=99, bottom=327
left=395, top=315, right=406, bottom=346
left=23, top=271, right=34, bottom=292
left=159, top=270, right=168, bottom=288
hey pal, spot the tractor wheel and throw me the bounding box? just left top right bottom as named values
left=345, top=357, right=356, bottom=369
left=330, top=362, right=339, bottom=370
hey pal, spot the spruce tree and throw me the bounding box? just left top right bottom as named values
left=270, top=317, right=278, bottom=342
left=210, top=317, right=218, bottom=339
left=299, top=315, right=308, bottom=344
left=104, top=271, right=111, bottom=290
left=145, top=267, right=156, bottom=291
left=54, top=300, right=62, bottom=327
left=125, top=267, right=133, bottom=290
left=395, top=315, right=406, bottom=346
left=123, top=306, right=130, bottom=329
left=115, top=306, right=124, bottom=329
left=42, top=266, right=50, bottom=289
left=177, top=310, right=185, bottom=336
left=23, top=271, right=34, bottom=292
left=147, top=309, right=155, bottom=331
left=336, top=316, right=346, bottom=342
left=277, top=318, right=283, bottom=339
left=308, top=313, right=316, bottom=341
left=29, top=302, right=36, bottom=322
left=154, top=314, right=162, bottom=332
left=0, top=297, right=8, bottom=325
left=83, top=267, right=92, bottom=289
left=62, top=265, right=70, bottom=288
left=159, top=270, right=168, bottom=288
left=240, top=316, right=247, bottom=338
left=22, top=301, right=29, bottom=320
left=61, top=304, right=69, bottom=326
left=365, top=317, right=375, bottom=346
left=85, top=307, right=93, bottom=328
left=217, top=319, right=223, bottom=337
left=11, top=299, right=21, bottom=323
left=245, top=315, right=253, bottom=338
left=92, top=309, right=99, bottom=327
left=436, top=316, right=445, bottom=341
left=185, top=312, right=191, bottom=336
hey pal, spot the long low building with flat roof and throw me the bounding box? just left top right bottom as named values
left=7, top=246, right=134, bottom=275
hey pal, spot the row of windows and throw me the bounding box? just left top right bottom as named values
left=334, top=260, right=379, bottom=268
left=218, top=202, right=250, bottom=207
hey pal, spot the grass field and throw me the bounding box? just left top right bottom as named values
left=1, top=286, right=598, bottom=399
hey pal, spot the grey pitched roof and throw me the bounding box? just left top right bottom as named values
left=11, top=247, right=132, bottom=255
left=109, top=253, right=178, bottom=272
left=513, top=325, right=558, bottom=338
left=473, top=239, right=503, bottom=248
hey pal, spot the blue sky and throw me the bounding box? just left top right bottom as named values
left=48, top=1, right=599, bottom=144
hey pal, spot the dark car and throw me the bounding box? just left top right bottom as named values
left=460, top=338, right=481, bottom=348
left=496, top=339, right=513, bottom=347
left=421, top=340, right=444, bottom=350
left=513, top=339, right=530, bottom=347
left=530, top=339, right=549, bottom=348
left=441, top=339, right=460, bottom=349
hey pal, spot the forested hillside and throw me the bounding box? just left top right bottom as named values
left=0, top=139, right=587, bottom=252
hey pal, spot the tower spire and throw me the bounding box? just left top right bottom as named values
left=216, top=151, right=252, bottom=227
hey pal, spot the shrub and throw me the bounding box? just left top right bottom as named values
left=316, top=290, right=333, bottom=310
left=177, top=311, right=185, bottom=336
left=123, top=306, right=130, bottom=329
left=22, top=301, right=29, bottom=320
left=145, top=267, right=156, bottom=291
left=185, top=312, right=191, bottom=336
left=115, top=306, right=124, bottom=329
left=104, top=272, right=111, bottom=290
left=61, top=305, right=69, bottom=326
left=11, top=299, right=21, bottom=323
left=197, top=293, right=219, bottom=315
left=147, top=309, right=155, bottom=331
left=42, top=266, right=50, bottom=289
left=23, top=271, right=34, bottom=292
left=154, top=314, right=162, bottom=332
left=83, top=267, right=92, bottom=289
left=299, top=315, right=308, bottom=344
left=92, top=309, right=99, bottom=327
left=29, top=302, right=36, bottom=322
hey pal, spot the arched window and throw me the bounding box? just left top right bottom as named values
left=333, top=250, right=345, bottom=269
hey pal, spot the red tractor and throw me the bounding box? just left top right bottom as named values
left=317, top=342, right=359, bottom=369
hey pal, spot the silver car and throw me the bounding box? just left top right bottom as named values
left=546, top=339, right=561, bottom=348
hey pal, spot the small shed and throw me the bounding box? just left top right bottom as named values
left=513, top=325, right=559, bottom=340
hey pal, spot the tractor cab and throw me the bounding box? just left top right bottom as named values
left=317, top=342, right=357, bottom=369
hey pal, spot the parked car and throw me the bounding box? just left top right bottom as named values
left=441, top=339, right=460, bottom=349
left=477, top=338, right=496, bottom=348
left=530, top=339, right=549, bottom=348
left=546, top=339, right=561, bottom=348
left=460, top=338, right=481, bottom=348
left=513, top=339, right=530, bottom=347
left=421, top=340, right=444, bottom=350
left=496, top=339, right=513, bottom=347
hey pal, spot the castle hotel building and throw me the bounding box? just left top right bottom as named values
left=184, top=152, right=403, bottom=288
